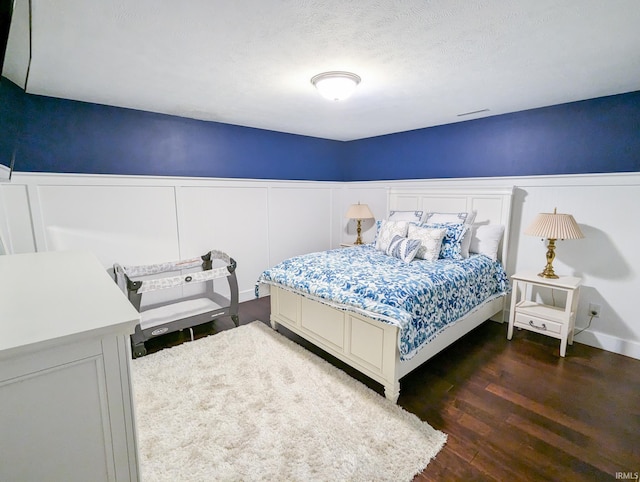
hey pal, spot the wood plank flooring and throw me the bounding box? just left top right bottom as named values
left=145, top=296, right=640, bottom=481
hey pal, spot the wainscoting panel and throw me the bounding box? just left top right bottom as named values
left=1, top=172, right=638, bottom=359
left=0, top=183, right=35, bottom=254
left=176, top=185, right=270, bottom=299
left=267, top=186, right=334, bottom=266
left=37, top=184, right=180, bottom=267
left=1, top=174, right=345, bottom=302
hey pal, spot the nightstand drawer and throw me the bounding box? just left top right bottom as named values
left=514, top=312, right=563, bottom=335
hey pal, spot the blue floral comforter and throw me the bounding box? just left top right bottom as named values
left=256, top=245, right=509, bottom=361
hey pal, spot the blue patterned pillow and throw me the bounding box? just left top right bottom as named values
left=373, top=220, right=382, bottom=241
left=385, top=235, right=421, bottom=263
left=423, top=223, right=468, bottom=259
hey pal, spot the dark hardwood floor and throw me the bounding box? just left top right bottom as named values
left=145, top=296, right=640, bottom=481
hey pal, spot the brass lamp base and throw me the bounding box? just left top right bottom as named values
left=354, top=219, right=363, bottom=245
left=537, top=238, right=559, bottom=279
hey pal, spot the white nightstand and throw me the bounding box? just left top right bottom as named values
left=507, top=272, right=582, bottom=357
left=339, top=242, right=356, bottom=248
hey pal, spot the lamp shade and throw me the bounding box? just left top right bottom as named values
left=345, top=203, right=374, bottom=220
left=524, top=210, right=584, bottom=240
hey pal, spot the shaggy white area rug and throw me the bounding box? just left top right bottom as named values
left=131, top=321, right=446, bottom=481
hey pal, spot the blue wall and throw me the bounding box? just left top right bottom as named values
left=0, top=78, right=347, bottom=181
left=0, top=77, right=23, bottom=167
left=343, top=91, right=640, bottom=181
left=2, top=77, right=639, bottom=181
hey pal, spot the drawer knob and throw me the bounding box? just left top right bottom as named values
left=529, top=320, right=547, bottom=331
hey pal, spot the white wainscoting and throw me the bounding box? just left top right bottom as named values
left=0, top=173, right=346, bottom=304
left=344, top=173, right=640, bottom=360
left=1, top=171, right=638, bottom=360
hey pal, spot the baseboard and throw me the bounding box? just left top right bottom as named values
left=499, top=312, right=639, bottom=361
left=573, top=330, right=640, bottom=361
left=239, top=289, right=256, bottom=303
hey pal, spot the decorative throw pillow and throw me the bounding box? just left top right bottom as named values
left=469, top=224, right=505, bottom=261
left=388, top=210, right=424, bottom=223
left=423, top=222, right=468, bottom=259
left=375, top=220, right=409, bottom=252
left=372, top=220, right=382, bottom=244
left=407, top=224, right=446, bottom=261
left=385, top=235, right=421, bottom=263
left=423, top=212, right=476, bottom=258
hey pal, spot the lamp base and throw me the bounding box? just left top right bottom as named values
left=537, top=238, right=559, bottom=279
left=354, top=219, right=363, bottom=245
left=537, top=269, right=559, bottom=279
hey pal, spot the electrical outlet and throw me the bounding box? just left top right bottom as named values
left=588, top=303, right=601, bottom=318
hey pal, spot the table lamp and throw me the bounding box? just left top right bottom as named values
left=524, top=208, right=584, bottom=278
left=345, top=203, right=374, bottom=245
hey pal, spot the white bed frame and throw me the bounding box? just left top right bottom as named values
left=270, top=186, right=514, bottom=402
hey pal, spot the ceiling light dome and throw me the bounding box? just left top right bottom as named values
left=311, top=71, right=361, bottom=101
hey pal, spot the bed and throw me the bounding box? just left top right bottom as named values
left=257, top=186, right=514, bottom=402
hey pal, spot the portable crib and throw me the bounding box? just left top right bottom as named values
left=114, top=250, right=239, bottom=358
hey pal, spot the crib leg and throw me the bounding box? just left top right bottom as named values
left=188, top=327, right=195, bottom=341
left=131, top=342, right=147, bottom=359
left=231, top=315, right=239, bottom=327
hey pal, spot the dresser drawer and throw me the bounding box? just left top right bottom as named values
left=514, top=312, right=563, bottom=335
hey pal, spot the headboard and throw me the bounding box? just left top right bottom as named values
left=388, top=186, right=514, bottom=264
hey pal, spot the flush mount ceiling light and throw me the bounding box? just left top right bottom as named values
left=311, top=71, right=361, bottom=101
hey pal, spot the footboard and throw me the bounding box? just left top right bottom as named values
left=269, top=286, right=402, bottom=401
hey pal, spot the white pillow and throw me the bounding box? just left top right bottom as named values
left=385, top=235, right=421, bottom=263
left=407, top=225, right=446, bottom=261
left=424, top=211, right=477, bottom=225
left=375, top=220, right=409, bottom=252
left=388, top=210, right=424, bottom=223
left=460, top=228, right=473, bottom=258
left=469, top=225, right=505, bottom=261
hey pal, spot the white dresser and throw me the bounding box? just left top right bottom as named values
left=0, top=251, right=141, bottom=481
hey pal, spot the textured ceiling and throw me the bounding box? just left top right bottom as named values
left=4, top=0, right=640, bottom=141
